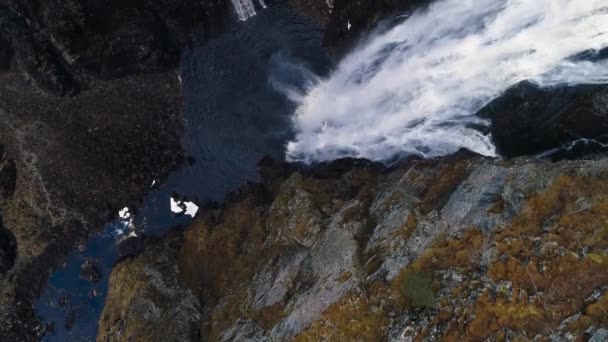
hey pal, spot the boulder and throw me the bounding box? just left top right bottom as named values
left=479, top=82, right=608, bottom=157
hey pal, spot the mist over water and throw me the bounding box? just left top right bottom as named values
left=285, top=0, right=608, bottom=163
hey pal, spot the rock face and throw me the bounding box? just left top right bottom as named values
left=0, top=70, right=185, bottom=340
left=99, top=152, right=608, bottom=341
left=0, top=0, right=229, bottom=95
left=0, top=2, right=234, bottom=338
left=480, top=82, right=608, bottom=158
left=98, top=234, right=202, bottom=342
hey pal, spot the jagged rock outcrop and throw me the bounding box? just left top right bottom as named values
left=480, top=82, right=608, bottom=158
left=99, top=152, right=608, bottom=341
left=0, top=0, right=229, bottom=95
left=98, top=233, right=202, bottom=342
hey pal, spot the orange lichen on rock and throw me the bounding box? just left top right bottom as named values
left=418, top=156, right=473, bottom=214
left=177, top=193, right=277, bottom=339
left=466, top=292, right=546, bottom=340
left=178, top=197, right=268, bottom=297
left=412, top=229, right=487, bottom=271
left=483, top=172, right=608, bottom=337
left=295, top=289, right=390, bottom=342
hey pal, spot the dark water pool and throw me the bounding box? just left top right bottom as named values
left=34, top=2, right=331, bottom=340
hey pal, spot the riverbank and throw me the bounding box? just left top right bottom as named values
left=0, top=70, right=184, bottom=341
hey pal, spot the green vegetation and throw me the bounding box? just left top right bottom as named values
left=400, top=270, right=436, bottom=307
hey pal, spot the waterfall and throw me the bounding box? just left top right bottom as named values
left=285, top=0, right=608, bottom=163
left=231, top=0, right=267, bottom=21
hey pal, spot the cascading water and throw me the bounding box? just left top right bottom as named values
left=286, top=0, right=608, bottom=163
left=231, top=0, right=267, bottom=21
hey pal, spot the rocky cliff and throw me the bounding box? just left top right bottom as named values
left=94, top=1, right=608, bottom=341
left=98, top=152, right=608, bottom=341
left=0, top=0, right=232, bottom=340
left=1, top=0, right=608, bottom=341
left=0, top=0, right=229, bottom=95
left=0, top=71, right=187, bottom=341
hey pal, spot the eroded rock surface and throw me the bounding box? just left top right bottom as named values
left=98, top=234, right=202, bottom=342
left=99, top=152, right=608, bottom=341
left=0, top=0, right=229, bottom=95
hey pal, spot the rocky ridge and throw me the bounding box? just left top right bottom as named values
left=99, top=151, right=608, bottom=341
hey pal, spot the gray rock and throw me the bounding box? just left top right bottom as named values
left=589, top=328, right=608, bottom=342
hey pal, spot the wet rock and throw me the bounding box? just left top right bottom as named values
left=88, top=288, right=99, bottom=298
left=57, top=294, right=70, bottom=308
left=64, top=310, right=76, bottom=331
left=79, top=259, right=101, bottom=284
left=479, top=82, right=608, bottom=157
left=116, top=235, right=144, bottom=262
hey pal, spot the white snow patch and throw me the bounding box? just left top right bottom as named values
left=184, top=201, right=199, bottom=218
left=170, top=197, right=199, bottom=218
left=170, top=197, right=183, bottom=214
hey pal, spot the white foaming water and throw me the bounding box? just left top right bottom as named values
left=286, top=0, right=608, bottom=163
left=232, top=0, right=267, bottom=21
